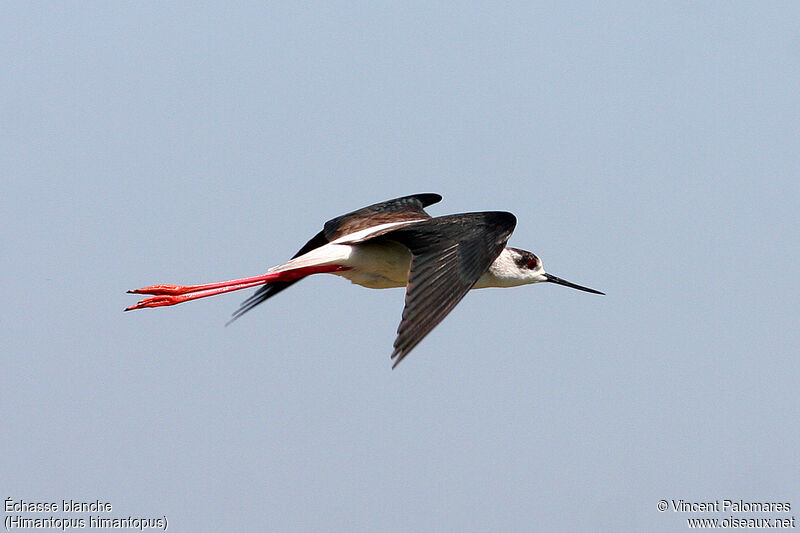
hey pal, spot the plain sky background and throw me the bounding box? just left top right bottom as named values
left=3, top=3, right=798, bottom=531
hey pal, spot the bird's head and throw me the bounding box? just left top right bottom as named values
left=505, top=248, right=604, bottom=294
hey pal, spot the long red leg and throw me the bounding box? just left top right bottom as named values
left=125, top=265, right=350, bottom=311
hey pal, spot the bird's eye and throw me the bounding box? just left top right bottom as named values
left=527, top=258, right=539, bottom=269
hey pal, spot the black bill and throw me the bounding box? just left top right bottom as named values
left=544, top=273, right=604, bottom=295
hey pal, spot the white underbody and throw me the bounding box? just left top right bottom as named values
left=268, top=240, right=534, bottom=290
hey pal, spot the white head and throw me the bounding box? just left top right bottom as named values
left=481, top=247, right=604, bottom=294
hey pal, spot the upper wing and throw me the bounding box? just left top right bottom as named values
left=230, top=193, right=442, bottom=322
left=382, top=211, right=517, bottom=367
left=322, top=193, right=442, bottom=240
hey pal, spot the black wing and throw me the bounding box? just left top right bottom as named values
left=383, top=211, right=517, bottom=367
left=230, top=193, right=443, bottom=322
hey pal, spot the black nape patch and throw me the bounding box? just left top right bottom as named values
left=509, top=248, right=539, bottom=269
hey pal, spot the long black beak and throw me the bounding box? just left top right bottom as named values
left=544, top=273, right=604, bottom=295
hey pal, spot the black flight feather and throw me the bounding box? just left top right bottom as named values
left=382, top=211, right=516, bottom=367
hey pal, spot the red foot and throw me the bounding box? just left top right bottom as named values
left=127, top=284, right=188, bottom=296
left=125, top=295, right=180, bottom=311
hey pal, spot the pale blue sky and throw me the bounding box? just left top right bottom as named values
left=3, top=3, right=799, bottom=531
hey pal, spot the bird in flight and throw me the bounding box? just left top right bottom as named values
left=126, top=193, right=603, bottom=367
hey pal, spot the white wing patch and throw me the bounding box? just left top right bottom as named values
left=331, top=220, right=425, bottom=245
